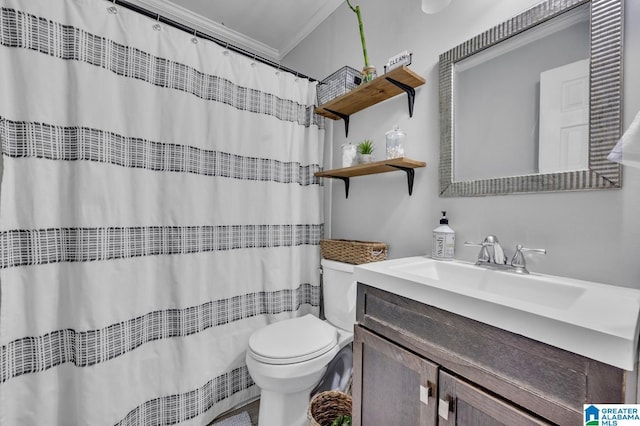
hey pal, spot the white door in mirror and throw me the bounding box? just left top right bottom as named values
left=539, top=58, right=590, bottom=173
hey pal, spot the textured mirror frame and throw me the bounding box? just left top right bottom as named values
left=439, top=0, right=623, bottom=197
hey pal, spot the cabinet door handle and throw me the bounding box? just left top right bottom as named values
left=419, top=384, right=432, bottom=405
left=438, top=398, right=450, bottom=420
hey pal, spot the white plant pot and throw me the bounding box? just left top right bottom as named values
left=358, top=153, right=373, bottom=164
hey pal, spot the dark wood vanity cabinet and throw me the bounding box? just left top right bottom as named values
left=354, top=325, right=439, bottom=425
left=352, top=284, right=627, bottom=426
left=437, top=370, right=549, bottom=425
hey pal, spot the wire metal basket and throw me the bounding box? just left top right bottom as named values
left=316, top=66, right=361, bottom=106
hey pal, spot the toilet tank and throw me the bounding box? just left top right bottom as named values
left=321, top=259, right=356, bottom=331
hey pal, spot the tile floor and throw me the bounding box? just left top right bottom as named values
left=209, top=400, right=259, bottom=426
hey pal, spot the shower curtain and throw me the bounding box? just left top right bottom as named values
left=0, top=0, right=325, bottom=424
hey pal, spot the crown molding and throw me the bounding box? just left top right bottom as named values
left=456, top=3, right=589, bottom=72
left=122, top=0, right=281, bottom=60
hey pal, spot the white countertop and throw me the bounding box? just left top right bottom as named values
left=354, top=256, right=640, bottom=371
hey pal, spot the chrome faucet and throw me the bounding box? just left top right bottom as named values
left=465, top=236, right=546, bottom=274
left=464, top=235, right=507, bottom=266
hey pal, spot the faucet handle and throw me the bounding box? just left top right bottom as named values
left=464, top=235, right=498, bottom=249
left=510, top=244, right=546, bottom=274
left=463, top=241, right=484, bottom=247
left=464, top=241, right=491, bottom=263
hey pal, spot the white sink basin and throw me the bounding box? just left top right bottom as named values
left=475, top=268, right=587, bottom=309
left=391, top=259, right=586, bottom=309
left=355, top=256, right=640, bottom=371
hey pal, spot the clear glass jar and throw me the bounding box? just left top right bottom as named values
left=385, top=125, right=406, bottom=159
left=361, top=66, right=377, bottom=84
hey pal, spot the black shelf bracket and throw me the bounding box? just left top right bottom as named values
left=388, top=165, right=416, bottom=195
left=385, top=77, right=416, bottom=118
left=324, top=108, right=351, bottom=137
left=329, top=176, right=351, bottom=198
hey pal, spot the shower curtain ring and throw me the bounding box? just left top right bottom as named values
left=107, top=0, right=118, bottom=14
left=250, top=54, right=257, bottom=67
left=152, top=14, right=162, bottom=31
left=222, top=42, right=230, bottom=56
left=275, top=64, right=281, bottom=76
left=191, top=29, right=198, bottom=44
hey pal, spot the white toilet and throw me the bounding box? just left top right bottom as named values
left=245, top=258, right=356, bottom=426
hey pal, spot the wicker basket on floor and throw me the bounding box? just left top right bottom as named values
left=307, top=391, right=352, bottom=426
left=320, top=239, right=387, bottom=265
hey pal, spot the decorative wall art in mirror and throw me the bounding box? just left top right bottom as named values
left=439, top=0, right=623, bottom=197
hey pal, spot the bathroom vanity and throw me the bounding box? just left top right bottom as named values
left=352, top=257, right=640, bottom=425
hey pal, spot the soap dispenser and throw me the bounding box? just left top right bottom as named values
left=432, top=211, right=455, bottom=261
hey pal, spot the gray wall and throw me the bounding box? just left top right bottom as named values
left=283, top=0, right=640, bottom=289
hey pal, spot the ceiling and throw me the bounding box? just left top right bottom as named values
left=125, top=0, right=345, bottom=61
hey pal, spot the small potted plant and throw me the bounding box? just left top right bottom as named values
left=357, top=139, right=375, bottom=164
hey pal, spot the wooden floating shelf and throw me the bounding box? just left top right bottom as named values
left=315, top=157, right=426, bottom=198
left=314, top=66, right=426, bottom=137
left=315, top=157, right=426, bottom=178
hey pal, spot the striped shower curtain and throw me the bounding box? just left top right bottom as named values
left=0, top=0, right=324, bottom=424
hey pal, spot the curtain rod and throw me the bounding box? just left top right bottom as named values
left=109, top=0, right=317, bottom=82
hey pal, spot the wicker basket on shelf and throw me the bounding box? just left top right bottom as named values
left=307, top=391, right=352, bottom=426
left=320, top=239, right=387, bottom=265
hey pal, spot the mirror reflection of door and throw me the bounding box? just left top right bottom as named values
left=538, top=58, right=590, bottom=173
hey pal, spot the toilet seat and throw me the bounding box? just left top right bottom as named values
left=248, top=314, right=338, bottom=365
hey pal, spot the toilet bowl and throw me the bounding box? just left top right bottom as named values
left=245, top=259, right=356, bottom=426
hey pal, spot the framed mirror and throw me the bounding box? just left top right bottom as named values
left=439, top=0, right=623, bottom=197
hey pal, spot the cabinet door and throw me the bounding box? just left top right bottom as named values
left=437, top=371, right=551, bottom=426
left=353, top=325, right=438, bottom=426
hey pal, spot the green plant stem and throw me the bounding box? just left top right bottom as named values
left=346, top=0, right=370, bottom=68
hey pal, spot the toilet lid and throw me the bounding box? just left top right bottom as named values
left=248, top=314, right=338, bottom=365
